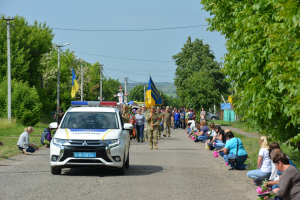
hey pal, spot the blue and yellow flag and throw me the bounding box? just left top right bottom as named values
left=145, top=77, right=163, bottom=108
left=71, top=68, right=79, bottom=98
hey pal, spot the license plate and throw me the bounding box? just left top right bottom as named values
left=74, top=152, right=96, bottom=158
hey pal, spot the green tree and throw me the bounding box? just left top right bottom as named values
left=41, top=47, right=80, bottom=112
left=173, top=37, right=228, bottom=111
left=200, top=0, right=300, bottom=152
left=0, top=15, right=53, bottom=115
left=0, top=80, right=42, bottom=126
left=83, top=62, right=120, bottom=101
left=128, top=85, right=144, bottom=102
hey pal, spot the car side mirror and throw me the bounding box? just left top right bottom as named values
left=49, top=122, right=58, bottom=129
left=123, top=123, right=133, bottom=130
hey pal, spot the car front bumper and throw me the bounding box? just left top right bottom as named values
left=50, top=140, right=125, bottom=168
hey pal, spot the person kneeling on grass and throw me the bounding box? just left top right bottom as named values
left=17, top=126, right=37, bottom=155
left=266, top=154, right=300, bottom=200
left=247, top=136, right=272, bottom=180
left=41, top=124, right=54, bottom=147
left=222, top=131, right=248, bottom=170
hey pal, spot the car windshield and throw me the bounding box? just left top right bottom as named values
left=60, top=112, right=119, bottom=129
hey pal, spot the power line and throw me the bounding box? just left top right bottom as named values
left=18, top=24, right=208, bottom=32
left=106, top=68, right=175, bottom=72
left=105, top=68, right=175, bottom=77
left=73, top=51, right=174, bottom=62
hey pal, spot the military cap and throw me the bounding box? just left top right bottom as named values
left=166, top=106, right=169, bottom=110
left=151, top=106, right=156, bottom=109
left=157, top=106, right=160, bottom=109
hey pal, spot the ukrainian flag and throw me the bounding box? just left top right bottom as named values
left=71, top=68, right=79, bottom=98
left=145, top=77, right=163, bottom=108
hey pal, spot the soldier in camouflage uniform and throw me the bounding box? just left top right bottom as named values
left=141, top=105, right=149, bottom=142
left=156, top=106, right=163, bottom=140
left=161, top=106, right=172, bottom=137
left=146, top=106, right=159, bottom=149
left=122, top=105, right=130, bottom=123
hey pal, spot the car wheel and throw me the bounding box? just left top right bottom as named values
left=211, top=117, right=216, bottom=120
left=125, top=152, right=129, bottom=169
left=51, top=166, right=61, bottom=175
left=116, top=154, right=125, bottom=175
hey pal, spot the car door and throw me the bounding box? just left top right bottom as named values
left=119, top=112, right=129, bottom=158
left=205, top=112, right=211, bottom=120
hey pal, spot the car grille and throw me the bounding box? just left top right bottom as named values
left=68, top=140, right=102, bottom=145
left=59, top=146, right=111, bottom=162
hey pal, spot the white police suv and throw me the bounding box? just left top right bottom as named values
left=50, top=101, right=133, bottom=175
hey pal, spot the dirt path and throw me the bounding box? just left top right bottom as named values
left=217, top=125, right=259, bottom=138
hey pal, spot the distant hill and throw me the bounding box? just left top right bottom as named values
left=121, top=82, right=177, bottom=97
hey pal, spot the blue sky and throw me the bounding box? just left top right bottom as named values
left=1, top=0, right=226, bottom=83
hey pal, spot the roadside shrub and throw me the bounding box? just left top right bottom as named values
left=0, top=80, right=42, bottom=126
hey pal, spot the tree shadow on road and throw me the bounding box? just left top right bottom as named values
left=62, top=165, right=163, bottom=177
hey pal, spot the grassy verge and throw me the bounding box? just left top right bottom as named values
left=0, top=118, right=49, bottom=160
left=212, top=120, right=257, bottom=133
left=233, top=132, right=300, bottom=170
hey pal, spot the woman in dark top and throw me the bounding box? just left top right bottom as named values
left=271, top=154, right=300, bottom=200
left=195, top=121, right=210, bottom=142
left=213, top=125, right=226, bottom=149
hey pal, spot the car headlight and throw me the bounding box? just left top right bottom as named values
left=101, top=139, right=119, bottom=146
left=53, top=138, right=69, bottom=146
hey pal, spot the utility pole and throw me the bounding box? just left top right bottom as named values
left=56, top=43, right=69, bottom=124
left=81, top=62, right=83, bottom=101
left=4, top=17, right=14, bottom=120
left=100, top=64, right=103, bottom=101
left=124, top=77, right=128, bottom=103
left=143, top=84, right=146, bottom=102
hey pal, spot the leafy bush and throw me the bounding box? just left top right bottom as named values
left=0, top=80, right=42, bottom=126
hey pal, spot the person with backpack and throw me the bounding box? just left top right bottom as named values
left=41, top=123, right=56, bottom=147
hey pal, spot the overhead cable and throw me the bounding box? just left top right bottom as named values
left=105, top=68, right=174, bottom=77
left=19, top=24, right=208, bottom=32
left=73, top=51, right=174, bottom=62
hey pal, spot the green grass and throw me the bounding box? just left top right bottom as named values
left=213, top=120, right=257, bottom=133
left=0, top=118, right=48, bottom=160
left=233, top=132, right=300, bottom=170
left=0, top=118, right=17, bottom=129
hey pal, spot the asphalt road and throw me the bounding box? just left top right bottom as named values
left=0, top=129, right=257, bottom=200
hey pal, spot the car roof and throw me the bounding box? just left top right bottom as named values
left=67, top=107, right=119, bottom=113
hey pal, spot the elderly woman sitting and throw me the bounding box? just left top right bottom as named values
left=269, top=154, right=300, bottom=200
left=17, top=127, right=37, bottom=155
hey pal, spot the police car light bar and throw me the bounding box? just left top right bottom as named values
left=100, top=101, right=117, bottom=106
left=71, top=101, right=117, bottom=106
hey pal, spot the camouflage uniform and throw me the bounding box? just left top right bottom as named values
left=141, top=108, right=149, bottom=141
left=156, top=106, right=163, bottom=139
left=122, top=110, right=130, bottom=123
left=161, top=107, right=172, bottom=137
left=146, top=106, right=160, bottom=149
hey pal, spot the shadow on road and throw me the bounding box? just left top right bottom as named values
left=62, top=165, right=163, bottom=177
